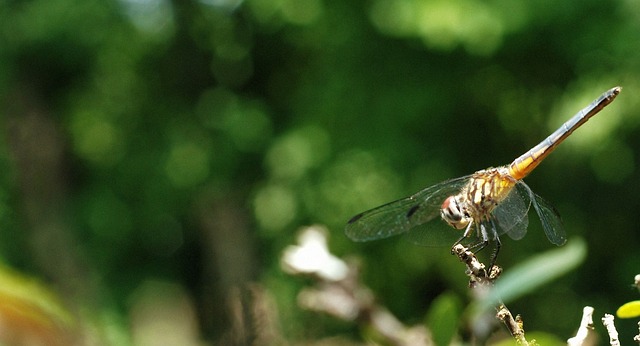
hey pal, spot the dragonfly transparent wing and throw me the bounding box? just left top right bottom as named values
left=345, top=175, right=471, bottom=246
left=517, top=182, right=567, bottom=245
left=491, top=182, right=531, bottom=241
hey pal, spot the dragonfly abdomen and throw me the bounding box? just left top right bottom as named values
left=508, top=86, right=621, bottom=180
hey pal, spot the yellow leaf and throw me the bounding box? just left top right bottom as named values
left=616, top=301, right=640, bottom=319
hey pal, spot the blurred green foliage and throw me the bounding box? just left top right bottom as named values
left=0, top=0, right=639, bottom=344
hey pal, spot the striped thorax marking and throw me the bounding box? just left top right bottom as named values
left=440, top=166, right=517, bottom=232
left=465, top=167, right=516, bottom=217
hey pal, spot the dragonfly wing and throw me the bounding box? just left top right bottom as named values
left=345, top=196, right=434, bottom=242
left=492, top=183, right=530, bottom=241
left=345, top=175, right=471, bottom=246
left=532, top=193, right=566, bottom=246
left=517, top=182, right=567, bottom=245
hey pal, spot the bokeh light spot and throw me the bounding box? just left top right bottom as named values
left=281, top=0, right=323, bottom=25
left=165, top=142, right=210, bottom=188
left=70, top=111, right=125, bottom=166
left=254, top=184, right=297, bottom=234
left=118, top=0, right=175, bottom=36
left=304, top=150, right=402, bottom=226
left=370, top=0, right=504, bottom=55
left=129, top=280, right=200, bottom=346
left=266, top=126, right=330, bottom=180
left=222, top=105, right=272, bottom=152
left=197, top=88, right=273, bottom=152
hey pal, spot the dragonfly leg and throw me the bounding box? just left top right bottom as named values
left=462, top=219, right=475, bottom=238
left=450, top=221, right=475, bottom=254
left=468, top=239, right=488, bottom=253
left=487, top=218, right=501, bottom=272
left=467, top=220, right=491, bottom=253
left=488, top=236, right=501, bottom=272
left=451, top=220, right=500, bottom=274
left=451, top=235, right=465, bottom=257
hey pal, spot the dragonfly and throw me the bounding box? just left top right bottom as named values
left=346, top=86, right=621, bottom=265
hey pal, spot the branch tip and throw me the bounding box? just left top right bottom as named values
left=567, top=306, right=595, bottom=346
left=602, top=313, right=620, bottom=346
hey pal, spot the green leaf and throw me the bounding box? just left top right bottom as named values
left=426, top=292, right=463, bottom=346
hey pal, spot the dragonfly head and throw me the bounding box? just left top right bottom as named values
left=440, top=195, right=470, bottom=230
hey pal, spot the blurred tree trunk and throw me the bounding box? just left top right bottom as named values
left=4, top=81, right=93, bottom=343
left=197, top=192, right=260, bottom=343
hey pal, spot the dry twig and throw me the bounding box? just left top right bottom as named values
left=496, top=305, right=529, bottom=345
left=567, top=306, right=595, bottom=346
left=602, top=314, right=620, bottom=346
left=451, top=244, right=533, bottom=344
left=283, top=225, right=431, bottom=346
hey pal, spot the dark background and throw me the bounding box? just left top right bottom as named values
left=0, top=0, right=638, bottom=344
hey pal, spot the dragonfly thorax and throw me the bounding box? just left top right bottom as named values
left=440, top=167, right=517, bottom=233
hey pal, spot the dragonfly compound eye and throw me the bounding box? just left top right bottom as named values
left=440, top=196, right=469, bottom=230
